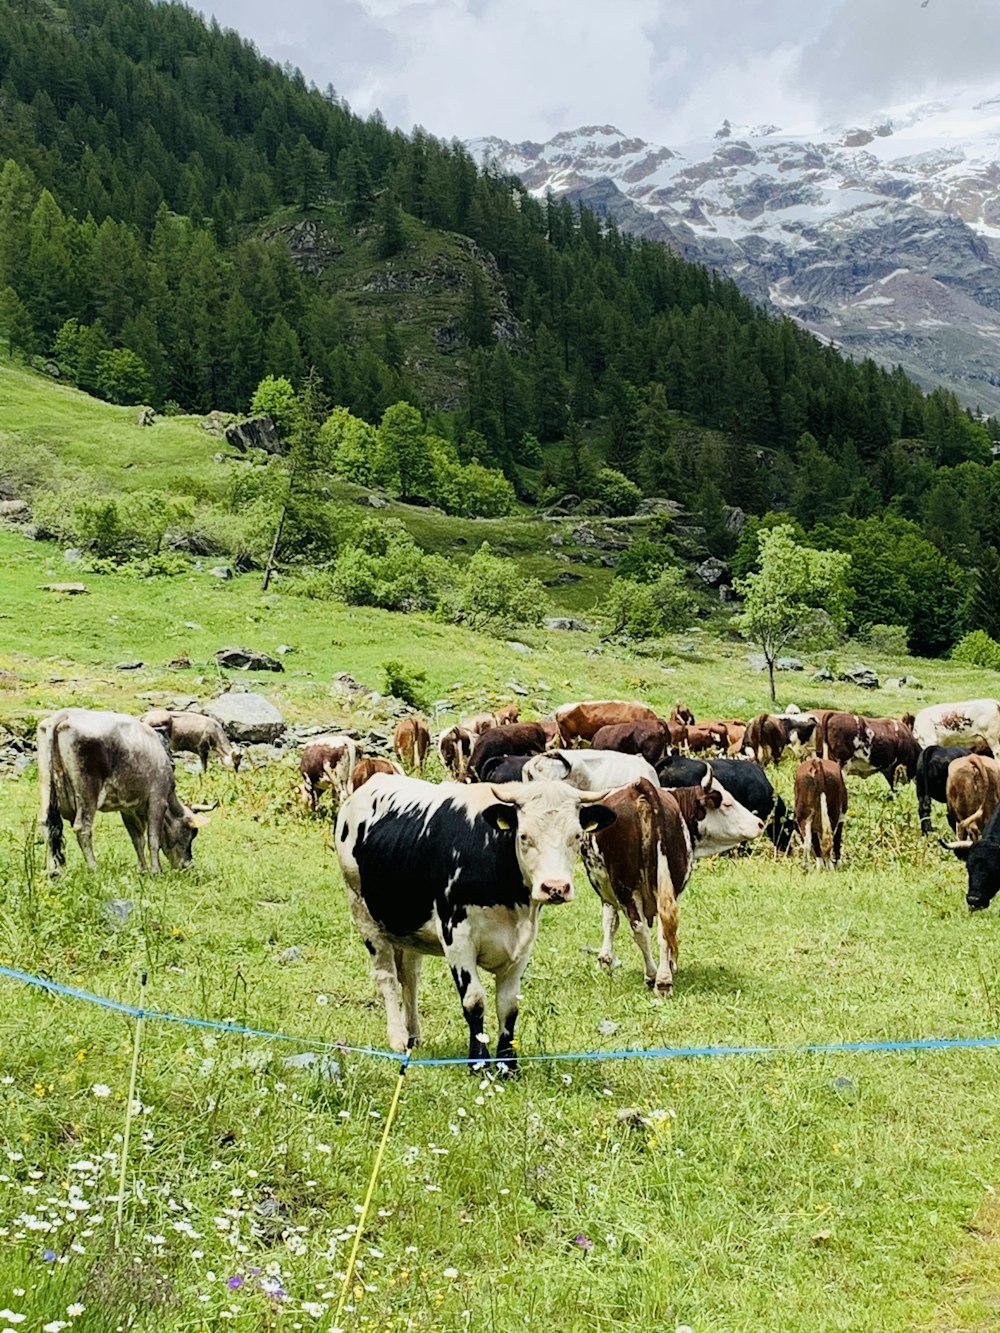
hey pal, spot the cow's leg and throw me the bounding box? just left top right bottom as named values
left=801, top=818, right=812, bottom=869
left=626, top=907, right=658, bottom=988
left=120, top=811, right=148, bottom=872
left=494, top=956, right=530, bottom=1074
left=71, top=781, right=100, bottom=870
left=146, top=797, right=166, bottom=873
left=397, top=949, right=422, bottom=1048
left=918, top=792, right=932, bottom=837
left=833, top=818, right=844, bottom=866
left=441, top=925, right=491, bottom=1068
left=199, top=743, right=210, bottom=773
left=655, top=893, right=679, bottom=996
left=344, top=892, right=408, bottom=1051
left=598, top=901, right=620, bottom=972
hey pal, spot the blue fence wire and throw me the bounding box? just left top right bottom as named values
left=4, top=962, right=1000, bottom=1067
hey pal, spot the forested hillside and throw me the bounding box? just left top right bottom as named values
left=1, top=0, right=999, bottom=657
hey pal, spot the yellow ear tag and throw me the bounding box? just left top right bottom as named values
left=580, top=813, right=602, bottom=832
left=495, top=815, right=512, bottom=831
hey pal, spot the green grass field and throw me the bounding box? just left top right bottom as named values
left=3, top=515, right=1000, bottom=1330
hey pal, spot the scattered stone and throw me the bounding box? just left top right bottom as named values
left=224, top=415, right=283, bottom=455
left=812, top=666, right=834, bottom=682
left=167, top=655, right=192, bottom=669
left=63, top=547, right=81, bottom=563
left=544, top=617, right=591, bottom=632
left=598, top=1019, right=618, bottom=1036
left=507, top=641, right=532, bottom=654
left=103, top=899, right=135, bottom=927
left=44, top=360, right=60, bottom=378
left=42, top=582, right=87, bottom=595
left=356, top=493, right=391, bottom=509
left=748, top=653, right=803, bottom=672
left=282, top=1052, right=342, bottom=1081
left=276, top=946, right=304, bottom=965
left=695, top=557, right=729, bottom=587
left=203, top=692, right=286, bottom=744
left=114, top=661, right=143, bottom=671
left=548, top=532, right=565, bottom=546
left=840, top=665, right=879, bottom=690
left=508, top=681, right=529, bottom=697
left=198, top=410, right=230, bottom=436
left=332, top=672, right=371, bottom=698
left=635, top=497, right=683, bottom=517
left=134, top=406, right=156, bottom=427
left=0, top=499, right=29, bottom=520
left=831, top=1074, right=856, bottom=1099
left=209, top=566, right=234, bottom=581
left=598, top=553, right=619, bottom=567
left=214, top=646, right=284, bottom=673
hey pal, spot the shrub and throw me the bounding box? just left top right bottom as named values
left=329, top=519, right=445, bottom=611
left=591, top=467, right=642, bottom=517
left=600, top=568, right=697, bottom=641
left=951, top=630, right=1000, bottom=671
left=250, top=375, right=297, bottom=438
left=862, top=623, right=910, bottom=657
left=452, top=542, right=546, bottom=632
left=382, top=660, right=428, bottom=709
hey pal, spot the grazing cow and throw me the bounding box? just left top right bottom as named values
left=349, top=756, right=404, bottom=792
left=299, top=735, right=357, bottom=811
left=555, top=700, right=659, bottom=747
left=590, top=719, right=671, bottom=766
left=539, top=719, right=560, bottom=749
left=656, top=755, right=794, bottom=851
left=468, top=723, right=547, bottom=781
left=724, top=721, right=748, bottom=756
left=335, top=774, right=615, bottom=1066
left=670, top=704, right=696, bottom=727
left=915, top=745, right=972, bottom=835
left=495, top=703, right=521, bottom=726
left=582, top=775, right=762, bottom=993
left=438, top=725, right=475, bottom=781
left=140, top=709, right=243, bottom=773
left=462, top=712, right=498, bottom=737
left=819, top=712, right=920, bottom=791
left=912, top=699, right=1000, bottom=760
left=523, top=749, right=659, bottom=791
left=37, top=709, right=209, bottom=874
left=393, top=716, right=431, bottom=773
left=960, top=804, right=1000, bottom=911
left=942, top=755, right=1000, bottom=851
left=743, top=713, right=791, bottom=765
left=478, top=755, right=533, bottom=783
left=684, top=721, right=730, bottom=755
left=793, top=758, right=848, bottom=868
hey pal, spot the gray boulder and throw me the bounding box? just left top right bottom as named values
left=695, top=557, right=729, bottom=587
left=840, top=664, right=879, bottom=690
left=749, top=653, right=804, bottom=672
left=224, top=416, right=283, bottom=455
left=545, top=616, right=591, bottom=632
left=356, top=494, right=391, bottom=509
left=812, top=666, right=835, bottom=682
left=209, top=565, right=234, bottom=580
left=215, top=646, right=284, bottom=673
left=0, top=500, right=30, bottom=520
left=203, top=692, right=286, bottom=744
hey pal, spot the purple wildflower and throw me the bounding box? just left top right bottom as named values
left=227, top=1275, right=244, bottom=1290
left=573, top=1234, right=594, bottom=1251
left=43, top=1249, right=57, bottom=1263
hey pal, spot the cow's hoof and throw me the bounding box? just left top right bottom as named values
left=645, top=976, right=656, bottom=990
left=598, top=955, right=615, bottom=973
left=495, top=1057, right=519, bottom=1077
left=654, top=982, right=674, bottom=997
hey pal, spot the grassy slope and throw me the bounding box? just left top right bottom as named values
left=5, top=365, right=1000, bottom=1329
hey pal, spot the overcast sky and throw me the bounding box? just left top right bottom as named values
left=202, top=0, right=1000, bottom=145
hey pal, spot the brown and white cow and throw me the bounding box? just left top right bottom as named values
left=590, top=719, right=671, bottom=767
left=38, top=709, right=209, bottom=874
left=555, top=700, right=659, bottom=747
left=299, top=735, right=357, bottom=811
left=818, top=712, right=920, bottom=792
left=349, top=756, right=405, bottom=793
left=684, top=721, right=731, bottom=755
left=495, top=703, right=521, bottom=726
left=438, top=725, right=475, bottom=781
left=140, top=708, right=243, bottom=773
left=393, top=716, right=431, bottom=773
left=743, top=713, right=790, bottom=765
left=793, top=758, right=848, bottom=869
left=942, top=754, right=1000, bottom=851
left=912, top=699, right=1000, bottom=761
left=462, top=712, right=498, bottom=737
left=669, top=704, right=696, bottom=727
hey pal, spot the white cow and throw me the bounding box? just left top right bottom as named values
left=912, top=699, right=1000, bottom=760
left=523, top=749, right=659, bottom=791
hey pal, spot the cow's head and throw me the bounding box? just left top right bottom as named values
left=522, top=752, right=572, bottom=783
left=965, top=839, right=1000, bottom=911
left=229, top=745, right=244, bottom=773
left=694, top=766, right=765, bottom=852
left=482, top=783, right=615, bottom=903
left=163, top=803, right=212, bottom=868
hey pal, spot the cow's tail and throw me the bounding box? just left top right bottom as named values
left=36, top=716, right=65, bottom=867
left=819, top=789, right=833, bottom=863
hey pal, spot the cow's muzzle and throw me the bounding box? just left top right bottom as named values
left=536, top=879, right=574, bottom=904
left=968, top=897, right=989, bottom=913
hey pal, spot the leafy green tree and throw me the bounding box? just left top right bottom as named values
left=94, top=347, right=152, bottom=404
left=330, top=519, right=444, bottom=610
left=322, top=405, right=378, bottom=484
left=250, top=374, right=298, bottom=438
left=454, top=542, right=546, bottom=632
left=734, top=524, right=851, bottom=701
left=375, top=401, right=433, bottom=499
left=0, top=286, right=36, bottom=357
left=600, top=567, right=696, bottom=641
left=373, top=192, right=406, bottom=260
left=591, top=467, right=642, bottom=516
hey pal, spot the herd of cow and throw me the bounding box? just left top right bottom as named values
left=30, top=694, right=1000, bottom=1070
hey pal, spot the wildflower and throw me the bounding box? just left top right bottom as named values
left=67, top=1306, right=85, bottom=1318
left=316, top=995, right=329, bottom=1007
left=573, top=1234, right=594, bottom=1251
left=0, top=1313, right=25, bottom=1325
left=43, top=1249, right=57, bottom=1262
left=443, top=1267, right=459, bottom=1280
left=91, top=1085, right=111, bottom=1099
left=227, top=1276, right=243, bottom=1290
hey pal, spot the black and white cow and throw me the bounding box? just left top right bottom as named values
left=915, top=745, right=972, bottom=836
left=335, top=774, right=615, bottom=1069
left=656, top=755, right=792, bottom=850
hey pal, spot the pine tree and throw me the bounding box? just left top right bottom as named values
left=373, top=192, right=405, bottom=260
left=0, top=287, right=36, bottom=357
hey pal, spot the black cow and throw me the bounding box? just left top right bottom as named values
left=963, top=803, right=1000, bottom=911
left=468, top=723, right=547, bottom=781
left=335, top=775, right=615, bottom=1069
left=915, top=745, right=972, bottom=836
left=656, top=755, right=794, bottom=851
left=478, top=754, right=533, bottom=783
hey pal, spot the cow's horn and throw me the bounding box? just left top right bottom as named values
left=700, top=763, right=714, bottom=790
left=486, top=784, right=518, bottom=804
left=578, top=788, right=613, bottom=803
left=940, top=836, right=973, bottom=850
left=189, top=801, right=219, bottom=813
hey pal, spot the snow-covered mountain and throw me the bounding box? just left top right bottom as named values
left=468, top=88, right=1000, bottom=413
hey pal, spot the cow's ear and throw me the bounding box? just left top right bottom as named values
left=580, top=805, right=616, bottom=833
left=187, top=812, right=211, bottom=828
left=482, top=803, right=519, bottom=833
left=705, top=787, right=723, bottom=809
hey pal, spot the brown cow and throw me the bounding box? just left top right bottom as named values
left=743, top=713, right=790, bottom=765
left=349, top=756, right=404, bottom=793
left=590, top=719, right=671, bottom=767
left=393, top=716, right=431, bottom=773
left=555, top=700, right=659, bottom=747
left=684, top=721, right=730, bottom=755
left=539, top=720, right=560, bottom=749
left=462, top=712, right=498, bottom=737
left=943, top=755, right=1000, bottom=850
left=818, top=713, right=920, bottom=792
left=670, top=704, right=696, bottom=727
left=140, top=709, right=243, bottom=773
left=793, top=758, right=848, bottom=869
left=724, top=721, right=747, bottom=756
left=299, top=735, right=357, bottom=811
left=438, top=724, right=474, bottom=780
left=495, top=703, right=521, bottom=726
left=468, top=723, right=547, bottom=780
